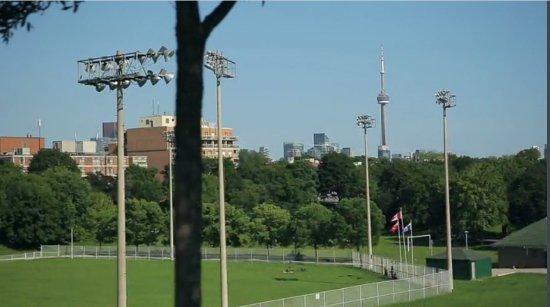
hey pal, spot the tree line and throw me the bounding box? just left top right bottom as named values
left=0, top=147, right=545, bottom=250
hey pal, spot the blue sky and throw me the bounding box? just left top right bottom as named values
left=0, top=1, right=546, bottom=159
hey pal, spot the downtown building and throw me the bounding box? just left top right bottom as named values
left=306, top=133, right=339, bottom=159
left=283, top=142, right=304, bottom=163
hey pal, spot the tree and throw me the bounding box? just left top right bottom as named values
left=88, top=192, right=117, bottom=246
left=0, top=1, right=80, bottom=43
left=28, top=149, right=79, bottom=174
left=0, top=173, right=62, bottom=248
left=202, top=203, right=254, bottom=247
left=451, top=163, right=508, bottom=239
left=335, top=198, right=384, bottom=251
left=508, top=159, right=546, bottom=228
left=318, top=152, right=362, bottom=199
left=174, top=2, right=236, bottom=305
left=41, top=166, right=94, bottom=241
left=124, top=165, right=164, bottom=203
left=251, top=203, right=291, bottom=253
left=292, top=203, right=333, bottom=260
left=202, top=174, right=219, bottom=204
left=126, top=199, right=165, bottom=249
left=86, top=172, right=116, bottom=200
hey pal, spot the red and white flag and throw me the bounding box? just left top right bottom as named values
left=389, top=222, right=399, bottom=234
left=390, top=211, right=402, bottom=222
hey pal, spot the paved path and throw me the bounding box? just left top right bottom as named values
left=492, top=268, right=547, bottom=277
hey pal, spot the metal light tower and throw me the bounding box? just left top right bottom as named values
left=435, top=89, right=456, bottom=291
left=164, top=131, right=175, bottom=261
left=464, top=230, right=469, bottom=250
left=78, top=46, right=174, bottom=307
left=357, top=114, right=376, bottom=257
left=204, top=50, right=236, bottom=307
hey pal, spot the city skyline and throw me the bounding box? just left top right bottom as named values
left=0, top=2, right=546, bottom=160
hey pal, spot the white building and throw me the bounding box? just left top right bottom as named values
left=139, top=115, right=176, bottom=128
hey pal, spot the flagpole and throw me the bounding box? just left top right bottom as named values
left=396, top=217, right=402, bottom=269
left=410, top=220, right=414, bottom=266
left=400, top=209, right=408, bottom=276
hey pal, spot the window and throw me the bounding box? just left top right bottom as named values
left=166, top=118, right=169, bottom=124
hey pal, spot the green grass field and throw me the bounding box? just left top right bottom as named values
left=392, top=273, right=547, bottom=307
left=0, top=259, right=386, bottom=306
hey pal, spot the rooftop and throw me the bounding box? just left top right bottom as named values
left=494, top=218, right=547, bottom=249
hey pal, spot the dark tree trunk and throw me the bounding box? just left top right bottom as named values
left=174, top=2, right=235, bottom=306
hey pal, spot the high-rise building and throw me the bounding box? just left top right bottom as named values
left=377, top=47, right=391, bottom=159
left=314, top=133, right=330, bottom=146
left=102, top=122, right=117, bottom=139
left=283, top=142, right=304, bottom=162
left=307, top=133, right=338, bottom=159
left=341, top=147, right=351, bottom=157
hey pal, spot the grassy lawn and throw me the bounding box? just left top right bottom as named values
left=0, top=245, right=35, bottom=256
left=392, top=273, right=547, bottom=307
left=0, top=258, right=386, bottom=306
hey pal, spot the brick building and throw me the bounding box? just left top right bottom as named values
left=126, top=116, right=239, bottom=179
left=0, top=136, right=45, bottom=155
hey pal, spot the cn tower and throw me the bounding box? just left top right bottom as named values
left=377, top=47, right=391, bottom=159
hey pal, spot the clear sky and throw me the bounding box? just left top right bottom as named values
left=0, top=1, right=546, bottom=159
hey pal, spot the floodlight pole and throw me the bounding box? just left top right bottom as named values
left=464, top=231, right=469, bottom=250
left=166, top=133, right=175, bottom=261
left=357, top=115, right=375, bottom=258
left=77, top=46, right=174, bottom=307
left=205, top=50, right=235, bottom=307
left=216, top=75, right=229, bottom=307
left=116, top=76, right=127, bottom=307
left=437, top=89, right=455, bottom=291
left=363, top=126, right=372, bottom=257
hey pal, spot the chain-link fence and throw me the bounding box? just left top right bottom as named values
left=0, top=245, right=356, bottom=263
left=241, top=252, right=451, bottom=307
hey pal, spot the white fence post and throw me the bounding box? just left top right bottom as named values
left=376, top=282, right=380, bottom=306
left=162, top=248, right=164, bottom=259
left=57, top=244, right=60, bottom=257
left=392, top=279, right=395, bottom=303
left=135, top=246, right=137, bottom=260
left=408, top=277, right=411, bottom=301
left=40, top=245, right=43, bottom=258
left=108, top=247, right=111, bottom=258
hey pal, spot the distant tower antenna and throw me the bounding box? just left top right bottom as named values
left=377, top=45, right=391, bottom=159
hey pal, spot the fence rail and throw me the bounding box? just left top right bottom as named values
left=0, top=245, right=355, bottom=263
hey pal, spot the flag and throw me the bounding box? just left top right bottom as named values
left=390, top=211, right=402, bottom=222
left=389, top=222, right=399, bottom=234
left=403, top=222, right=412, bottom=234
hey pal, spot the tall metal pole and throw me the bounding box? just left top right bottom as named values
left=169, top=143, right=174, bottom=260
left=464, top=231, right=469, bottom=250
left=70, top=226, right=74, bottom=259
left=217, top=77, right=229, bottom=307
left=443, top=107, right=453, bottom=290
left=116, top=83, right=127, bottom=307
left=363, top=127, right=372, bottom=257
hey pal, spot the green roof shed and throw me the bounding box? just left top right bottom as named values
left=494, top=218, right=547, bottom=268
left=426, top=248, right=492, bottom=280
